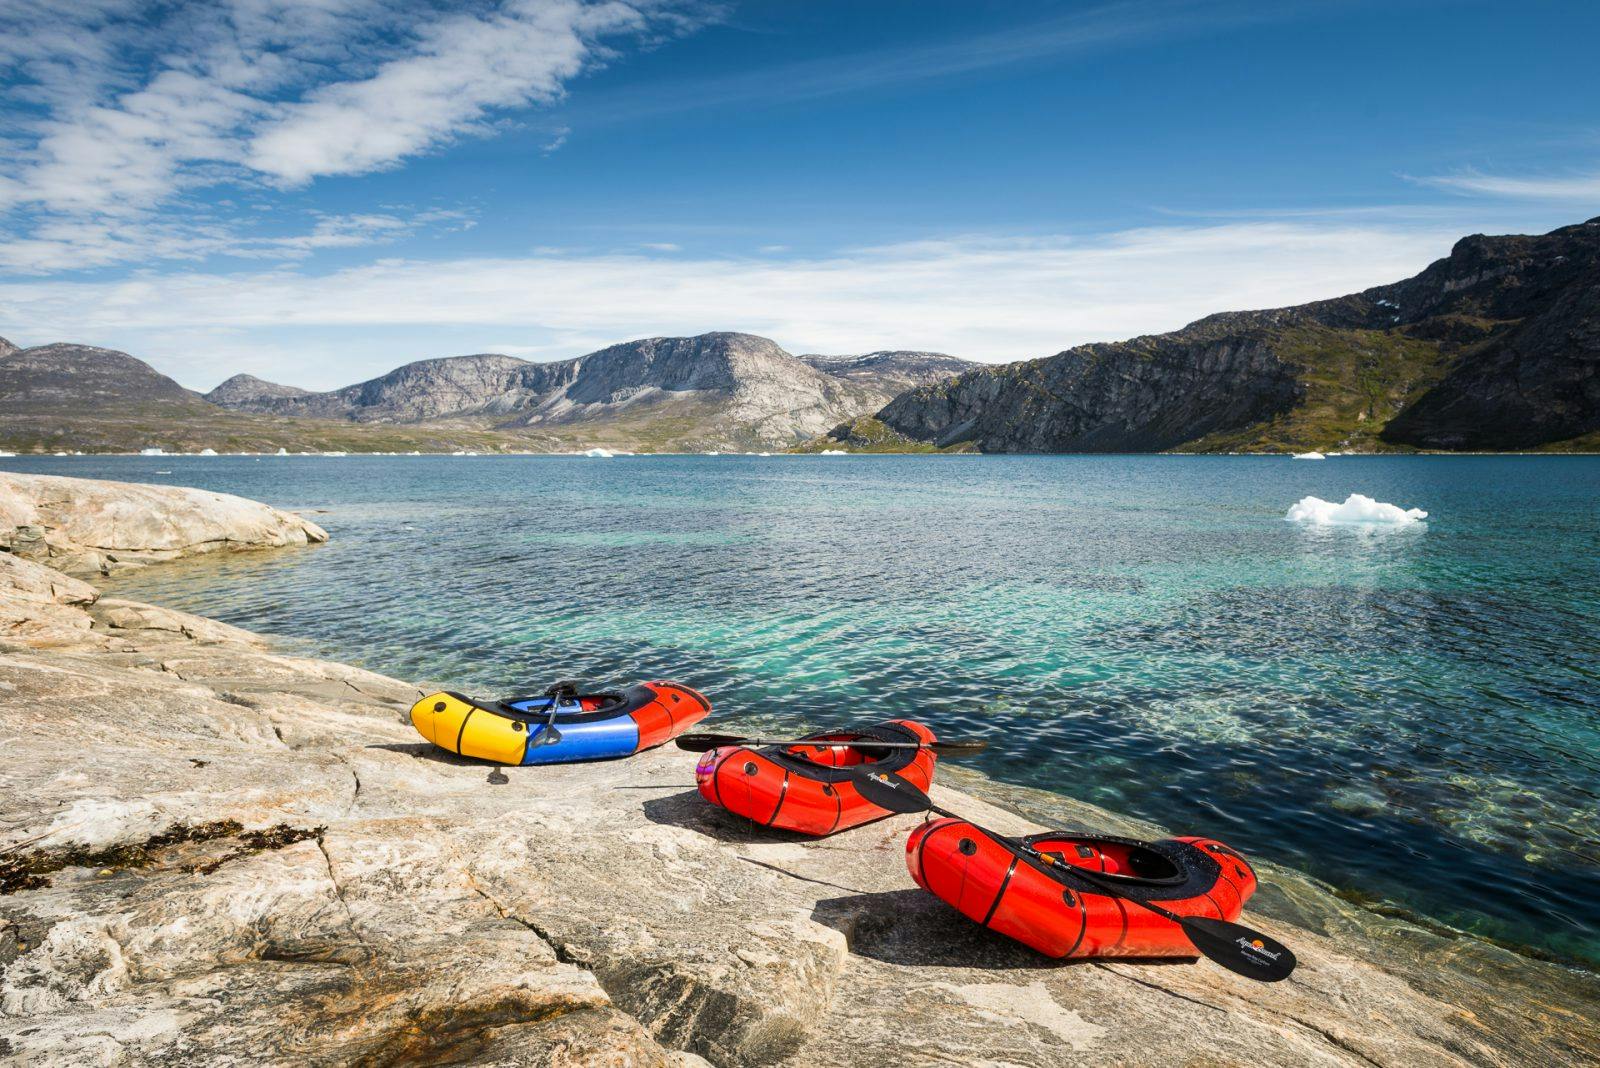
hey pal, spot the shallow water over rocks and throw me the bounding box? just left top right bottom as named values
left=12, top=452, right=1596, bottom=967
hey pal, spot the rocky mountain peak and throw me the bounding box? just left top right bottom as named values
left=800, top=350, right=981, bottom=387
left=0, top=336, right=18, bottom=359
left=204, top=374, right=312, bottom=407
left=0, top=343, right=199, bottom=405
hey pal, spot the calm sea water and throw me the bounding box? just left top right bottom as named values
left=8, top=454, right=1599, bottom=966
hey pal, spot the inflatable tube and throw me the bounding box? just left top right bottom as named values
left=410, top=681, right=709, bottom=765
left=906, top=820, right=1257, bottom=958
left=694, top=720, right=936, bottom=835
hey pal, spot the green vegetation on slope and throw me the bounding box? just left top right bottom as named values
left=791, top=415, right=965, bottom=453
left=0, top=404, right=551, bottom=454
left=1176, top=326, right=1451, bottom=454
left=0, top=393, right=782, bottom=455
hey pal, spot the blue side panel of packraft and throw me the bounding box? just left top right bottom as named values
left=506, top=697, right=641, bottom=765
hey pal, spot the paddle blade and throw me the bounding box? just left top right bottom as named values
left=1179, top=915, right=1296, bottom=982
left=929, top=739, right=989, bottom=757
left=674, top=733, right=746, bottom=753
left=849, top=769, right=934, bottom=814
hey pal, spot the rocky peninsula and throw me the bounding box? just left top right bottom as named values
left=1, top=475, right=1596, bottom=1065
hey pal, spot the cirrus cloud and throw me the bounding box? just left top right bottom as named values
left=1411, top=168, right=1600, bottom=202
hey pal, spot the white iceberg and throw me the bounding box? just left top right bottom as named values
left=275, top=447, right=288, bottom=455
left=139, top=447, right=165, bottom=456
left=583, top=447, right=615, bottom=458
left=1291, top=451, right=1325, bottom=460
left=197, top=447, right=217, bottom=456
left=1285, top=493, right=1427, bottom=526
left=819, top=449, right=848, bottom=456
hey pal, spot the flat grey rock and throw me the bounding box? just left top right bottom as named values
left=1, top=477, right=1595, bottom=1065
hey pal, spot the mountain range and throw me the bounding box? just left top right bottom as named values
left=0, top=332, right=976, bottom=453
left=1, top=217, right=1595, bottom=454
left=201, top=333, right=976, bottom=450
left=867, top=216, right=1600, bottom=453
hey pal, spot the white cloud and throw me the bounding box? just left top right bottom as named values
left=0, top=208, right=474, bottom=273
left=245, top=1, right=648, bottom=183
left=0, top=220, right=1461, bottom=387
left=1413, top=168, right=1600, bottom=202
left=0, top=1, right=712, bottom=267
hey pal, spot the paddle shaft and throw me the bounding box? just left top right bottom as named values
left=722, top=738, right=950, bottom=751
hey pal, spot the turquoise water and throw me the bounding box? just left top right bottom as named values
left=9, top=453, right=1599, bottom=966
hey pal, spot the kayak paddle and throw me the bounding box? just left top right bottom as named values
left=528, top=680, right=582, bottom=748
left=850, top=769, right=1296, bottom=983
left=675, top=733, right=988, bottom=757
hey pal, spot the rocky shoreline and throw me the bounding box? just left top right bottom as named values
left=2, top=475, right=1596, bottom=1065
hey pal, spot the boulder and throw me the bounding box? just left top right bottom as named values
left=0, top=472, right=327, bottom=576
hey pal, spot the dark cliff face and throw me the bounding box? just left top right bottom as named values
left=881, top=330, right=1303, bottom=452
left=879, top=217, right=1600, bottom=452
left=1373, top=221, right=1600, bottom=449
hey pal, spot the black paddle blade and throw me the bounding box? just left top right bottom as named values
left=674, top=733, right=745, bottom=753
left=1179, top=915, right=1296, bottom=982
left=849, top=769, right=934, bottom=814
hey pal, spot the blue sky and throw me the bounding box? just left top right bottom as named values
left=0, top=0, right=1596, bottom=389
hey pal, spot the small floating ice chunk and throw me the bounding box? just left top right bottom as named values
left=819, top=449, right=848, bottom=456
left=1285, top=493, right=1427, bottom=526
left=1291, top=451, right=1325, bottom=460
left=583, top=447, right=615, bottom=458
left=197, top=447, right=217, bottom=456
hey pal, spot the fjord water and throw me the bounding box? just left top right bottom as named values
left=15, top=453, right=1599, bottom=967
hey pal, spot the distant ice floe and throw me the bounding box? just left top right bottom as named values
left=819, top=449, right=848, bottom=456
left=1285, top=493, right=1427, bottom=526
left=1291, top=451, right=1326, bottom=460
left=198, top=448, right=217, bottom=456
left=583, top=447, right=615, bottom=458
